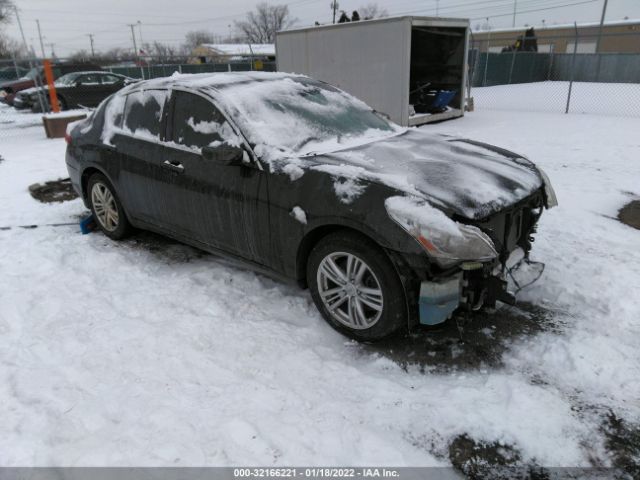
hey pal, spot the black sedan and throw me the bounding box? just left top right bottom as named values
left=65, top=72, right=557, bottom=341
left=14, top=71, right=135, bottom=112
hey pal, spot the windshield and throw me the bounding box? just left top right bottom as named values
left=215, top=77, right=399, bottom=158
left=22, top=67, right=41, bottom=80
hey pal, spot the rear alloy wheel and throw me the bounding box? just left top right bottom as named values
left=87, top=173, right=131, bottom=240
left=308, top=231, right=406, bottom=341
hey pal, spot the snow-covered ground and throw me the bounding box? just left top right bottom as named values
left=0, top=99, right=639, bottom=470
left=473, top=81, right=640, bottom=117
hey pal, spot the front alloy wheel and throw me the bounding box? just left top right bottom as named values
left=317, top=252, right=384, bottom=329
left=308, top=231, right=406, bottom=342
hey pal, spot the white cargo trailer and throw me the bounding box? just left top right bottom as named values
left=276, top=16, right=470, bottom=126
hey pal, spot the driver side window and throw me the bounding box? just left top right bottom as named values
left=171, top=91, right=235, bottom=150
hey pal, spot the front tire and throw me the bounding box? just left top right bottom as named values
left=307, top=231, right=406, bottom=342
left=87, top=173, right=131, bottom=240
left=57, top=96, right=68, bottom=110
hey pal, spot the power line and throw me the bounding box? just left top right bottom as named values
left=36, top=19, right=46, bottom=58
left=470, top=0, right=599, bottom=20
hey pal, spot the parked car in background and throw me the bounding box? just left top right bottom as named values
left=65, top=72, right=557, bottom=342
left=14, top=71, right=137, bottom=112
left=0, top=63, right=102, bottom=106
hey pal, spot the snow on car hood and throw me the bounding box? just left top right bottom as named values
left=306, top=128, right=543, bottom=220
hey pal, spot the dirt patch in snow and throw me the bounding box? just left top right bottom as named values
left=602, top=413, right=640, bottom=477
left=445, top=435, right=591, bottom=479
left=0, top=154, right=4, bottom=164
left=29, top=178, right=79, bottom=203
left=366, top=302, right=558, bottom=373
left=618, top=200, right=640, bottom=230
left=448, top=434, right=526, bottom=478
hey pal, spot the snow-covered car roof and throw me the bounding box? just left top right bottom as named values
left=122, top=71, right=304, bottom=93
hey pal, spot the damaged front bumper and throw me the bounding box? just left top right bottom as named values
left=417, top=248, right=542, bottom=326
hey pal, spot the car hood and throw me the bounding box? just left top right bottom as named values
left=308, top=129, right=543, bottom=220
left=0, top=79, right=35, bottom=90
left=18, top=86, right=41, bottom=96
left=19, top=85, right=57, bottom=95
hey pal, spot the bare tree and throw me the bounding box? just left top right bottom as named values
left=0, top=0, right=17, bottom=58
left=65, top=47, right=137, bottom=65
left=183, top=29, right=216, bottom=50
left=0, top=34, right=22, bottom=58
left=359, top=3, right=388, bottom=20
left=0, top=0, right=14, bottom=23
left=234, top=3, right=296, bottom=44
left=68, top=49, right=91, bottom=62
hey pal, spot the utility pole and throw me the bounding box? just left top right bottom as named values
left=15, top=7, right=47, bottom=112
left=128, top=23, right=139, bottom=57
left=137, top=21, right=144, bottom=53
left=330, top=0, right=338, bottom=24
left=594, top=0, right=609, bottom=81
left=436, top=0, right=440, bottom=16
left=512, top=0, right=518, bottom=28
left=36, top=19, right=46, bottom=58
left=595, top=0, right=609, bottom=54
left=86, top=34, right=95, bottom=57
left=13, top=6, right=29, bottom=53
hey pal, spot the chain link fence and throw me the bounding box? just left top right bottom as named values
left=468, top=29, right=640, bottom=117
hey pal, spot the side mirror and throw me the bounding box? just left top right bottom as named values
left=201, top=145, right=244, bottom=166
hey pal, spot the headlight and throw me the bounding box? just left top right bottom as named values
left=385, top=196, right=498, bottom=268
left=537, top=168, right=558, bottom=209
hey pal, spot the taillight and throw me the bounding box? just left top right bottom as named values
left=64, top=132, right=72, bottom=144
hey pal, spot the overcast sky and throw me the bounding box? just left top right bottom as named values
left=5, top=0, right=640, bottom=56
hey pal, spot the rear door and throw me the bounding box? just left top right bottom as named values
left=159, top=89, right=269, bottom=262
left=111, top=89, right=174, bottom=227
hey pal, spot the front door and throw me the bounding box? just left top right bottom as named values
left=159, top=90, right=269, bottom=263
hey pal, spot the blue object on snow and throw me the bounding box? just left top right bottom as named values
left=432, top=90, right=456, bottom=110
left=80, top=214, right=96, bottom=234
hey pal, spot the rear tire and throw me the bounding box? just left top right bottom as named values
left=307, top=231, right=407, bottom=342
left=87, top=173, right=131, bottom=240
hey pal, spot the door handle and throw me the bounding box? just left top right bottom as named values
left=163, top=160, right=184, bottom=173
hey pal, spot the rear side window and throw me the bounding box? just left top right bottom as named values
left=101, top=74, right=121, bottom=85
left=171, top=91, right=239, bottom=150
left=123, top=89, right=167, bottom=140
